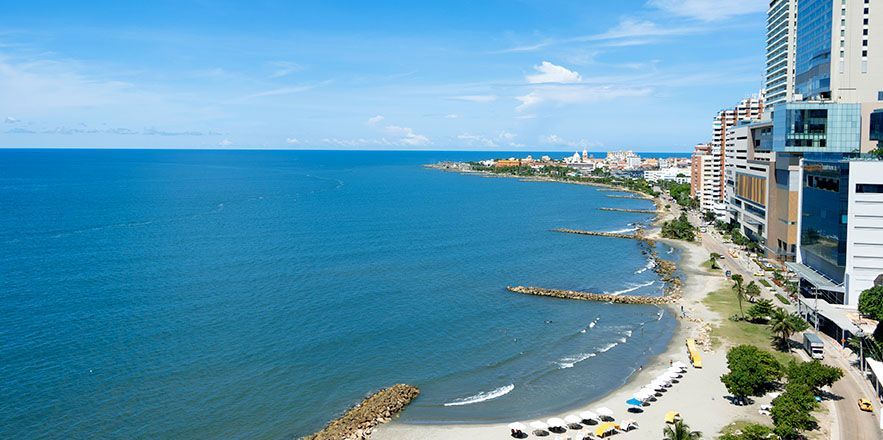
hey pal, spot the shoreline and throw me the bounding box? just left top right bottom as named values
left=372, top=236, right=741, bottom=440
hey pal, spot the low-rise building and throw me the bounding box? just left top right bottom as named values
left=644, top=167, right=691, bottom=184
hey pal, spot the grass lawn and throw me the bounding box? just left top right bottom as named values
left=702, top=286, right=797, bottom=365
left=701, top=260, right=721, bottom=271
left=720, top=420, right=772, bottom=437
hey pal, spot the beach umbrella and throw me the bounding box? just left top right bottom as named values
left=579, top=410, right=599, bottom=422
left=530, top=420, right=549, bottom=431
left=564, top=414, right=582, bottom=426
left=626, top=398, right=643, bottom=407
left=672, top=361, right=688, bottom=370
left=667, top=367, right=684, bottom=377
left=594, top=422, right=620, bottom=437
left=595, top=407, right=614, bottom=420
left=664, top=411, right=681, bottom=424
left=547, top=417, right=566, bottom=428
left=622, top=419, right=639, bottom=431
left=508, top=422, right=527, bottom=432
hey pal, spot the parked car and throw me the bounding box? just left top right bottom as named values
left=859, top=398, right=873, bottom=412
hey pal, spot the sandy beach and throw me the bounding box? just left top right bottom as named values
left=373, top=238, right=770, bottom=440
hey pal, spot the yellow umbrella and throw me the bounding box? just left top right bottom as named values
left=664, top=411, right=681, bottom=424
left=594, top=422, right=620, bottom=437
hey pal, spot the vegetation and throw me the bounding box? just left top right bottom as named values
left=758, top=278, right=772, bottom=288
left=745, top=281, right=761, bottom=302
left=720, top=345, right=783, bottom=402
left=719, top=423, right=776, bottom=440
left=769, top=308, right=809, bottom=350
left=660, top=180, right=698, bottom=209
left=771, top=382, right=819, bottom=439
left=661, top=212, right=697, bottom=241
left=785, top=360, right=843, bottom=395
left=663, top=419, right=703, bottom=440
left=858, top=285, right=883, bottom=321
left=775, top=293, right=791, bottom=305
left=746, top=299, right=775, bottom=323
left=708, top=253, right=722, bottom=270
left=731, top=274, right=746, bottom=319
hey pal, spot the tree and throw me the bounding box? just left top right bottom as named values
left=771, top=382, right=818, bottom=439
left=663, top=419, right=702, bottom=440
left=745, top=281, right=761, bottom=302
left=786, top=360, right=843, bottom=394
left=731, top=274, right=746, bottom=318
left=719, top=424, right=775, bottom=440
left=769, top=308, right=809, bottom=350
left=703, top=210, right=716, bottom=223
left=720, top=345, right=783, bottom=401
left=747, top=299, right=775, bottom=323
left=858, top=285, right=883, bottom=321
left=661, top=212, right=697, bottom=242
left=708, top=253, right=722, bottom=270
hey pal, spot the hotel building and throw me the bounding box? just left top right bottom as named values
left=766, top=0, right=799, bottom=108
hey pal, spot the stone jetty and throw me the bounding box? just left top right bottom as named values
left=507, top=286, right=674, bottom=305
left=599, top=207, right=660, bottom=214
left=606, top=195, right=652, bottom=200
left=304, top=384, right=420, bottom=440
left=552, top=228, right=642, bottom=241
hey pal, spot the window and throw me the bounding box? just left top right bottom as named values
left=878, top=91, right=883, bottom=101
left=857, top=184, right=883, bottom=194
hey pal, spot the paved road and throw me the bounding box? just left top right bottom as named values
left=684, top=212, right=883, bottom=439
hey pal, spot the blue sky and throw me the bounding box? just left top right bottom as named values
left=0, top=0, right=769, bottom=151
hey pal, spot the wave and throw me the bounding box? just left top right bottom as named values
left=634, top=258, right=657, bottom=274
left=557, top=352, right=596, bottom=369
left=607, top=226, right=639, bottom=234
left=443, top=384, right=515, bottom=406
left=598, top=342, right=618, bottom=353
left=667, top=247, right=675, bottom=254
left=605, top=280, right=654, bottom=296
left=657, top=309, right=665, bottom=321
left=580, top=317, right=600, bottom=333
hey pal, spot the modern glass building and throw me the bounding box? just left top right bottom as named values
left=772, top=102, right=862, bottom=153
left=794, top=0, right=833, bottom=99
left=872, top=109, right=883, bottom=143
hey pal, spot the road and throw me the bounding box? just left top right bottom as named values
left=676, top=207, right=883, bottom=439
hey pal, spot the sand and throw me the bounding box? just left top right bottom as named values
left=372, top=239, right=772, bottom=440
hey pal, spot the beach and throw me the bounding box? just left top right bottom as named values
left=373, top=237, right=770, bottom=439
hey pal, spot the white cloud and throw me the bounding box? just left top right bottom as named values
left=541, top=134, right=593, bottom=148
left=458, top=133, right=497, bottom=148
left=444, top=113, right=460, bottom=119
left=526, top=61, right=582, bottom=84
left=268, top=61, right=303, bottom=78
left=647, top=0, right=766, bottom=21
left=516, top=85, right=652, bottom=112
left=384, top=125, right=430, bottom=146
left=498, top=131, right=516, bottom=142
left=450, top=95, right=498, bottom=103
left=367, top=115, right=385, bottom=125
left=240, top=85, right=316, bottom=100
left=285, top=137, right=301, bottom=144
left=218, top=139, right=233, bottom=146
left=4, top=116, right=18, bottom=123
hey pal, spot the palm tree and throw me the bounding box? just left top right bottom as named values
left=769, top=308, right=809, bottom=350
left=731, top=274, right=745, bottom=318
left=663, top=419, right=702, bottom=440
left=745, top=281, right=761, bottom=302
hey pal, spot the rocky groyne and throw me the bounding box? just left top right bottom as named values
left=599, top=207, right=659, bottom=214
left=304, top=384, right=420, bottom=440
left=552, top=228, right=644, bottom=241
left=606, top=195, right=652, bottom=200
left=507, top=286, right=674, bottom=305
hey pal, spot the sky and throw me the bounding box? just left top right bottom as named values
left=0, top=0, right=770, bottom=151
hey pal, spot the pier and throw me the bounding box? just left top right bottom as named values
left=507, top=286, right=674, bottom=305
left=552, top=228, right=646, bottom=241
left=606, top=195, right=652, bottom=200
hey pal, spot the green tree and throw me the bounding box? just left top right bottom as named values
left=731, top=274, right=746, bottom=318
left=719, top=423, right=775, bottom=440
left=786, top=360, right=843, bottom=394
left=771, top=382, right=818, bottom=439
left=661, top=212, right=697, bottom=242
left=859, top=285, right=883, bottom=321
left=663, top=419, right=702, bottom=440
left=708, top=253, right=722, bottom=270
left=745, top=281, right=762, bottom=301
left=720, top=345, right=783, bottom=401
left=769, top=308, right=809, bottom=350
left=747, top=299, right=775, bottom=323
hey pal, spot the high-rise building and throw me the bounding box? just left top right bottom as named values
left=725, top=121, right=774, bottom=245
left=794, top=0, right=883, bottom=103
left=709, top=93, right=766, bottom=217
left=766, top=0, right=799, bottom=107
left=691, top=143, right=717, bottom=212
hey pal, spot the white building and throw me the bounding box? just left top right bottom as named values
left=765, top=0, right=798, bottom=109
left=644, top=167, right=691, bottom=184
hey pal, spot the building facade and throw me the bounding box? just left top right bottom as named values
left=766, top=0, right=799, bottom=107
left=725, top=121, right=775, bottom=246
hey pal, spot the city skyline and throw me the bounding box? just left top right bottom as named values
left=0, top=0, right=770, bottom=151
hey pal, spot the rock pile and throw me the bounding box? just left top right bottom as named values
left=507, top=286, right=674, bottom=305
left=599, top=207, right=659, bottom=214
left=303, top=384, right=420, bottom=440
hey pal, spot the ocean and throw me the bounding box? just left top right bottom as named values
left=0, top=149, right=682, bottom=439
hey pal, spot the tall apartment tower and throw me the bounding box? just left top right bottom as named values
left=765, top=0, right=798, bottom=108
left=709, top=93, right=766, bottom=217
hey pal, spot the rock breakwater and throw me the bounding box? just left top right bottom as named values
left=552, top=228, right=649, bottom=242
left=304, top=384, right=420, bottom=440
left=507, top=286, right=674, bottom=305
left=599, top=207, right=659, bottom=214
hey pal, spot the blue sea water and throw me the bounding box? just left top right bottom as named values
left=0, top=149, right=681, bottom=439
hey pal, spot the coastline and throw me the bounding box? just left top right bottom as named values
left=372, top=238, right=735, bottom=440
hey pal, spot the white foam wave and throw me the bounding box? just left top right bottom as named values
left=634, top=258, right=657, bottom=274
left=605, top=280, right=654, bottom=296
left=598, top=342, right=618, bottom=353
left=443, top=384, right=515, bottom=406
left=667, top=247, right=675, bottom=254
left=624, top=330, right=633, bottom=337
left=557, top=352, right=597, bottom=369
left=657, top=309, right=665, bottom=321
left=607, top=227, right=639, bottom=234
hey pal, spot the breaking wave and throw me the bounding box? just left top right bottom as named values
left=557, top=352, right=597, bottom=369
left=605, top=280, right=654, bottom=296
left=443, top=384, right=515, bottom=406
